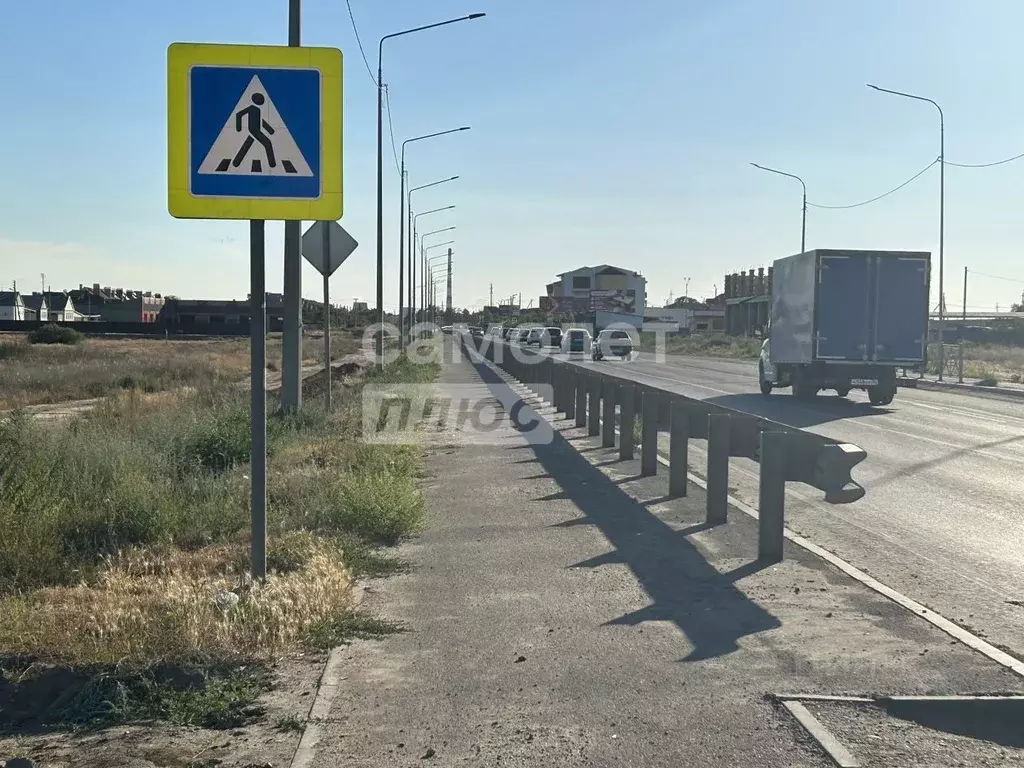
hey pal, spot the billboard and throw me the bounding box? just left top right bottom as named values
left=590, top=289, right=636, bottom=314
left=541, top=296, right=589, bottom=314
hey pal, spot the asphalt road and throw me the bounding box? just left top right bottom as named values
left=539, top=347, right=1024, bottom=661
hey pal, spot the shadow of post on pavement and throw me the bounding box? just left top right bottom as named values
left=465, top=350, right=782, bottom=663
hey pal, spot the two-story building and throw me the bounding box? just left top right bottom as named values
left=543, top=265, right=647, bottom=316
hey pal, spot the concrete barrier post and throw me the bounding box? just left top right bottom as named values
left=669, top=401, right=688, bottom=497
left=641, top=389, right=658, bottom=476
left=588, top=375, right=601, bottom=436
left=602, top=380, right=616, bottom=448
left=552, top=365, right=564, bottom=412
left=706, top=413, right=730, bottom=525
left=758, top=430, right=787, bottom=563
left=619, top=384, right=635, bottom=460
left=575, top=374, right=588, bottom=428
left=565, top=368, right=577, bottom=420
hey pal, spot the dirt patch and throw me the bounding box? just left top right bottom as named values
left=0, top=654, right=325, bottom=768
left=299, top=359, right=369, bottom=400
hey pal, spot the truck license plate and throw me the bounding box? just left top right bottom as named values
left=851, top=378, right=878, bottom=386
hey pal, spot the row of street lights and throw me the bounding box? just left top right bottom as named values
left=375, top=12, right=486, bottom=364
left=752, top=83, right=947, bottom=378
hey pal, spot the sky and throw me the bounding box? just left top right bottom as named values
left=2, top=0, right=1024, bottom=313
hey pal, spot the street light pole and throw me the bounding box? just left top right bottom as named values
left=376, top=13, right=485, bottom=368
left=400, top=128, right=469, bottom=347
left=750, top=162, right=807, bottom=253
left=867, top=83, right=945, bottom=380
left=426, top=252, right=450, bottom=325
left=413, top=217, right=455, bottom=326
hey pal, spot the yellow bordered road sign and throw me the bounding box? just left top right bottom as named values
left=167, top=42, right=342, bottom=220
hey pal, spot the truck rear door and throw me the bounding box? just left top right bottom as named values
left=815, top=253, right=870, bottom=361
left=872, top=255, right=929, bottom=362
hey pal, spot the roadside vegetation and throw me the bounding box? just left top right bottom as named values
left=925, top=342, right=1024, bottom=386
left=0, top=351, right=436, bottom=732
left=0, top=331, right=361, bottom=411
left=639, top=332, right=762, bottom=359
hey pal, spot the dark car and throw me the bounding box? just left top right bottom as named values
left=562, top=328, right=591, bottom=353
left=592, top=329, right=634, bottom=361
left=469, top=326, right=484, bottom=339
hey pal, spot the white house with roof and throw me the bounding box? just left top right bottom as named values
left=44, top=291, right=84, bottom=322
left=0, top=292, right=26, bottom=320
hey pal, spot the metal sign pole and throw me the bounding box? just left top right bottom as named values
left=323, top=219, right=332, bottom=413
left=249, top=220, right=268, bottom=581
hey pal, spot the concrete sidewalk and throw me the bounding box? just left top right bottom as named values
left=306, top=345, right=1024, bottom=767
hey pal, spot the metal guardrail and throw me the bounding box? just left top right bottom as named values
left=460, top=335, right=867, bottom=563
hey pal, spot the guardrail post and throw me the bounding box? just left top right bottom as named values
left=575, top=373, right=588, bottom=428
left=554, top=365, right=566, bottom=413
left=588, top=375, right=601, bottom=436
left=641, top=389, right=658, bottom=476
left=669, top=401, right=688, bottom=497
left=706, top=413, right=730, bottom=525
left=758, top=430, right=786, bottom=563
left=619, top=384, right=635, bottom=460
left=602, top=379, right=616, bottom=448
left=565, top=368, right=577, bottom=420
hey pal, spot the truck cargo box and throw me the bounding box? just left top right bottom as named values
left=770, top=249, right=930, bottom=366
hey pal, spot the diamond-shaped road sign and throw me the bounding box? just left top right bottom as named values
left=301, top=221, right=358, bottom=277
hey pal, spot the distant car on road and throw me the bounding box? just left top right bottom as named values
left=469, top=326, right=484, bottom=339
left=515, top=328, right=532, bottom=344
left=441, top=325, right=454, bottom=335
left=592, top=329, right=633, bottom=361
left=561, top=328, right=591, bottom=354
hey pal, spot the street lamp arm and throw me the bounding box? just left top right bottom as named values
left=867, top=84, right=944, bottom=122
left=380, top=14, right=485, bottom=52
left=411, top=176, right=459, bottom=194
left=403, top=127, right=471, bottom=154
left=750, top=162, right=807, bottom=197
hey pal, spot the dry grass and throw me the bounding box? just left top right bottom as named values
left=0, top=331, right=362, bottom=411
left=927, top=342, right=1024, bottom=384
left=0, top=353, right=435, bottom=678
left=639, top=332, right=762, bottom=359
left=0, top=533, right=353, bottom=666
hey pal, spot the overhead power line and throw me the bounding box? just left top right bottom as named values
left=383, top=85, right=401, bottom=174
left=946, top=151, right=1024, bottom=169
left=345, top=0, right=377, bottom=85
left=807, top=158, right=939, bottom=210
left=968, top=270, right=1024, bottom=285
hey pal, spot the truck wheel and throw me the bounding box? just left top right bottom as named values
left=867, top=386, right=894, bottom=406
left=758, top=362, right=773, bottom=396
left=835, top=387, right=850, bottom=398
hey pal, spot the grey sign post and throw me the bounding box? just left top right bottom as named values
left=302, top=221, right=358, bottom=412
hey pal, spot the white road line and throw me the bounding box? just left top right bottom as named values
left=782, top=701, right=861, bottom=768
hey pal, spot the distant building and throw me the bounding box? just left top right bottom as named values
left=545, top=264, right=647, bottom=317
left=43, top=291, right=89, bottom=322
left=69, top=284, right=165, bottom=322
left=352, top=300, right=369, bottom=312
left=159, top=293, right=286, bottom=330
left=0, top=292, right=26, bottom=321
left=23, top=293, right=49, bottom=322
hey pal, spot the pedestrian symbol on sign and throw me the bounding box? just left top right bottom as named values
left=197, top=75, right=313, bottom=178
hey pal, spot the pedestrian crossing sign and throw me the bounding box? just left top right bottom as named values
left=167, top=42, right=343, bottom=221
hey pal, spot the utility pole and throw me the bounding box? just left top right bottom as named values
left=280, top=0, right=303, bottom=412
left=489, top=283, right=493, bottom=307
